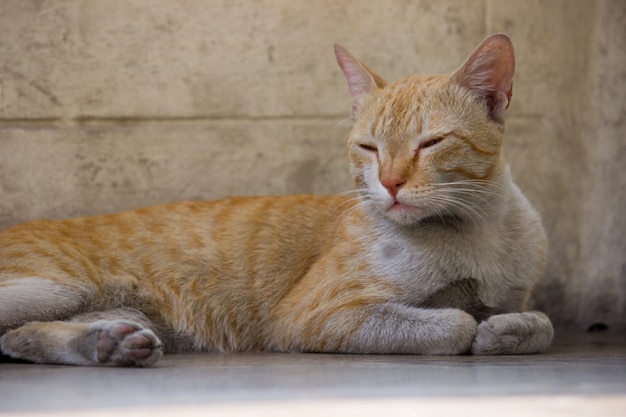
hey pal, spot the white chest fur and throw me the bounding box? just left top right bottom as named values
left=363, top=195, right=543, bottom=312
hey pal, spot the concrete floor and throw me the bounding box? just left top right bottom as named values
left=1, top=334, right=625, bottom=417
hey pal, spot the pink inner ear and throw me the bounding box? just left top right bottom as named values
left=452, top=34, right=515, bottom=119
left=335, top=45, right=374, bottom=100
left=504, top=83, right=513, bottom=109
left=335, top=44, right=386, bottom=119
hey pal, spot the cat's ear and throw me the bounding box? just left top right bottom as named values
left=335, top=44, right=387, bottom=120
left=449, top=33, right=515, bottom=120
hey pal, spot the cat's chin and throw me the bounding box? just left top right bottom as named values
left=383, top=202, right=462, bottom=228
left=383, top=202, right=425, bottom=226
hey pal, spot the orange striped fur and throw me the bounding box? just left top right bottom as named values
left=0, top=34, right=553, bottom=366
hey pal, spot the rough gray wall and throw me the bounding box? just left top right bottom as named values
left=1, top=0, right=624, bottom=334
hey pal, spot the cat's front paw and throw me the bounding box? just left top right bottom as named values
left=416, top=308, right=477, bottom=355
left=471, top=311, right=553, bottom=355
left=90, top=320, right=163, bottom=367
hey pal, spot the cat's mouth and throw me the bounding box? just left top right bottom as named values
left=384, top=198, right=442, bottom=225
left=386, top=200, right=420, bottom=217
left=383, top=201, right=426, bottom=226
left=389, top=201, right=413, bottom=210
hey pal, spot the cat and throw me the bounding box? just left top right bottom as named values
left=0, top=33, right=553, bottom=367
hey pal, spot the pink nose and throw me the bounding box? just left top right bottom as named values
left=381, top=175, right=406, bottom=198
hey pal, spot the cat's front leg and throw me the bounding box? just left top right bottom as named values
left=272, top=302, right=477, bottom=355
left=471, top=311, right=554, bottom=355
left=343, top=304, right=478, bottom=355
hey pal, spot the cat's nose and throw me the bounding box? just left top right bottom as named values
left=381, top=176, right=406, bottom=198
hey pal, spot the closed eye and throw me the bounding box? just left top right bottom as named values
left=420, top=136, right=445, bottom=149
left=358, top=143, right=378, bottom=153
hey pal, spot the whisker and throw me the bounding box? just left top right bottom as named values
left=332, top=199, right=376, bottom=241
left=330, top=188, right=372, bottom=214
left=334, top=118, right=353, bottom=128
left=429, top=202, right=459, bottom=228
left=424, top=194, right=487, bottom=224
left=440, top=188, right=497, bottom=205
left=331, top=193, right=370, bottom=214
left=336, top=199, right=376, bottom=223
left=441, top=179, right=509, bottom=194
left=336, top=189, right=369, bottom=196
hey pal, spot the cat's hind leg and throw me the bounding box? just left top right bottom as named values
left=0, top=308, right=162, bottom=366
left=0, top=276, right=92, bottom=335
left=471, top=311, right=554, bottom=355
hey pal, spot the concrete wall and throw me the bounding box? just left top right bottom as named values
left=1, top=0, right=624, bottom=334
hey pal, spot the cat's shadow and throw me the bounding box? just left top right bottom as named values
left=422, top=278, right=494, bottom=322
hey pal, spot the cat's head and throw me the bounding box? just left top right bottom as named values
left=335, top=34, right=515, bottom=226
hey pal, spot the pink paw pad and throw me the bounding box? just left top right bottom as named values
left=95, top=322, right=161, bottom=366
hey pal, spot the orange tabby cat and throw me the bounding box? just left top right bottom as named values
left=0, top=34, right=553, bottom=366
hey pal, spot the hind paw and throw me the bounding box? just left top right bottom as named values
left=91, top=320, right=162, bottom=367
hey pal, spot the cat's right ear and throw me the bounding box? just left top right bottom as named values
left=334, top=44, right=387, bottom=120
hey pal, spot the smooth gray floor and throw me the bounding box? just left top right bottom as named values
left=1, top=335, right=625, bottom=414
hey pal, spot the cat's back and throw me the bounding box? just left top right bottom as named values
left=0, top=195, right=352, bottom=280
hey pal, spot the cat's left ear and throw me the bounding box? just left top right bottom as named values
left=335, top=44, right=388, bottom=120
left=449, top=33, right=515, bottom=121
